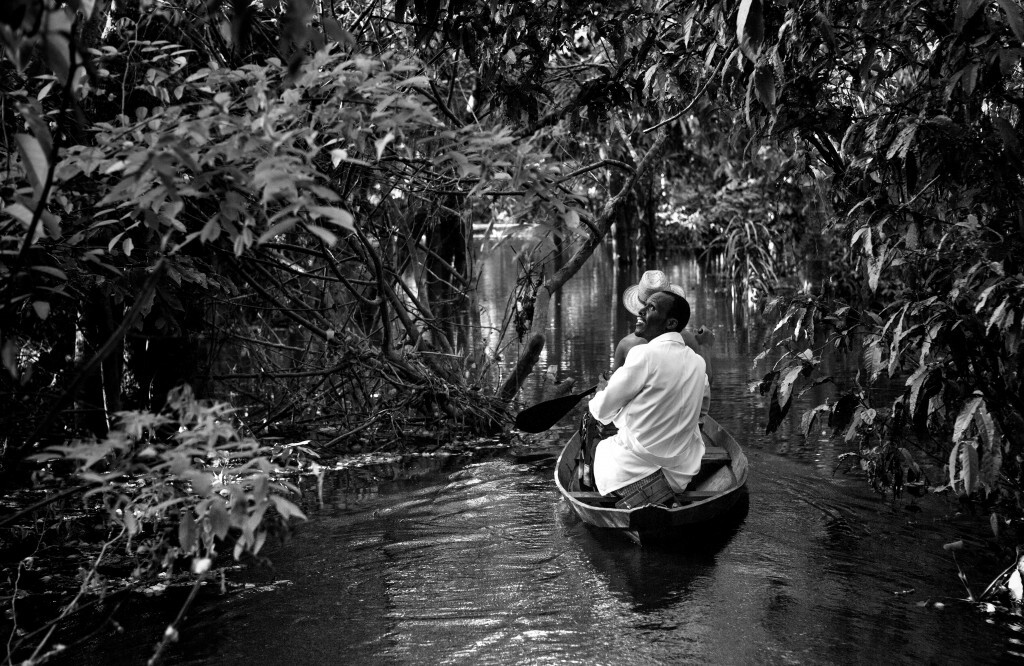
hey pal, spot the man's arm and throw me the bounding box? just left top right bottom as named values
left=589, top=347, right=648, bottom=424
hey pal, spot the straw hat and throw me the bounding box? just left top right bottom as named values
left=622, top=270, right=688, bottom=315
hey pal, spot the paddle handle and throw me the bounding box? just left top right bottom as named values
left=514, top=384, right=599, bottom=433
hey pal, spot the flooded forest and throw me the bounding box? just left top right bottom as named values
left=3, top=0, right=1024, bottom=663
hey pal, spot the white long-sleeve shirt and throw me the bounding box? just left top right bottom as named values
left=588, top=331, right=710, bottom=495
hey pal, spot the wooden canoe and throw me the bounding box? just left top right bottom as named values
left=554, top=415, right=749, bottom=545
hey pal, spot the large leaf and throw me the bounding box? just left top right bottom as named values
left=753, top=68, right=776, bottom=110
left=42, top=9, right=74, bottom=82
left=952, top=393, right=984, bottom=443
left=70, top=0, right=96, bottom=19
left=765, top=382, right=794, bottom=434
left=15, top=133, right=49, bottom=199
left=309, top=206, right=355, bottom=231
left=736, top=0, right=764, bottom=60
left=777, top=364, right=804, bottom=408
left=949, top=439, right=980, bottom=494
left=886, top=122, right=918, bottom=160
left=829, top=392, right=860, bottom=432
left=867, top=249, right=885, bottom=292
left=208, top=499, right=230, bottom=539
left=863, top=339, right=883, bottom=382
left=956, top=0, right=987, bottom=33
left=800, top=404, right=831, bottom=438
left=977, top=406, right=1003, bottom=492
left=974, top=403, right=999, bottom=452
left=997, top=0, right=1024, bottom=44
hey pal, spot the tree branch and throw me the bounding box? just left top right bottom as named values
left=543, top=127, right=670, bottom=296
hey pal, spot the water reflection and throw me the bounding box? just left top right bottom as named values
left=566, top=494, right=749, bottom=614
left=60, top=249, right=1018, bottom=665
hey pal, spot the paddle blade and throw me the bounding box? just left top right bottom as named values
left=514, top=386, right=597, bottom=433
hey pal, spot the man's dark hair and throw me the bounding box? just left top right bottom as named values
left=657, top=290, right=690, bottom=331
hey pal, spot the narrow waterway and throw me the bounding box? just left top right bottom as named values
left=67, top=246, right=1018, bottom=665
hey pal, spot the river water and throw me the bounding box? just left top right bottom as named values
left=67, top=245, right=1019, bottom=664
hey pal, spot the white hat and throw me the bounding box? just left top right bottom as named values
left=622, top=270, right=687, bottom=315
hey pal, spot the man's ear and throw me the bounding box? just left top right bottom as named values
left=666, top=317, right=680, bottom=332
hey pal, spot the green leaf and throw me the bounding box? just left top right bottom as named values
left=736, top=0, right=764, bottom=60
left=753, top=68, right=776, bottom=110
left=2, top=339, right=18, bottom=379
left=977, top=406, right=1003, bottom=492
left=178, top=510, right=197, bottom=554
left=75, top=0, right=96, bottom=19
left=309, top=206, right=355, bottom=231
left=375, top=131, right=395, bottom=159
left=974, top=404, right=998, bottom=452
left=271, top=495, right=308, bottom=521
left=777, top=365, right=804, bottom=409
left=184, top=470, right=213, bottom=495
left=41, top=210, right=61, bottom=239
left=993, top=117, right=1020, bottom=153
left=16, top=133, right=49, bottom=199
left=949, top=439, right=980, bottom=493
left=30, top=265, right=67, bottom=280
left=32, top=301, right=50, bottom=320
left=42, top=9, right=74, bottom=82
left=815, top=12, right=837, bottom=52
left=396, top=75, right=430, bottom=89
left=962, top=63, right=979, bottom=96
left=962, top=441, right=979, bottom=493
left=16, top=102, right=53, bottom=156
left=843, top=407, right=864, bottom=442
left=867, top=250, right=885, bottom=292
left=948, top=441, right=960, bottom=489
left=909, top=362, right=933, bottom=409
left=800, top=404, right=831, bottom=438
left=208, top=499, right=230, bottom=539
left=4, top=203, right=35, bottom=227
left=997, top=0, right=1024, bottom=43
left=987, top=297, right=1011, bottom=333
left=886, top=123, right=918, bottom=160
left=956, top=0, right=986, bottom=33
left=257, top=218, right=300, bottom=244
left=953, top=393, right=984, bottom=442
left=304, top=224, right=338, bottom=246
left=863, top=339, right=883, bottom=382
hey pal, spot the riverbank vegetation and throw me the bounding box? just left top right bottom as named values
left=3, top=0, right=1024, bottom=661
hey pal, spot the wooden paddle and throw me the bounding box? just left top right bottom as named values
left=514, top=384, right=598, bottom=433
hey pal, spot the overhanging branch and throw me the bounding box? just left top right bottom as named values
left=543, top=126, right=670, bottom=296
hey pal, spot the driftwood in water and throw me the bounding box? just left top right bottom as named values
left=499, top=333, right=545, bottom=402
left=546, top=377, right=576, bottom=399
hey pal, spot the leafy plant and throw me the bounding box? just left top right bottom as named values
left=5, top=385, right=308, bottom=662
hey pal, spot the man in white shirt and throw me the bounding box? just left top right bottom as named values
left=612, top=269, right=714, bottom=384
left=587, top=290, right=710, bottom=496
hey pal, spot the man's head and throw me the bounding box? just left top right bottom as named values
left=634, top=290, right=690, bottom=340
left=622, top=270, right=687, bottom=316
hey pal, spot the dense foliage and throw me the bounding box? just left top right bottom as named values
left=4, top=0, right=1024, bottom=660
left=723, top=0, right=1024, bottom=524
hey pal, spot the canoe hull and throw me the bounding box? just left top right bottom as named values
left=554, top=416, right=749, bottom=544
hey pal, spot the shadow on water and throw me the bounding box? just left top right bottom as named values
left=572, top=493, right=750, bottom=613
